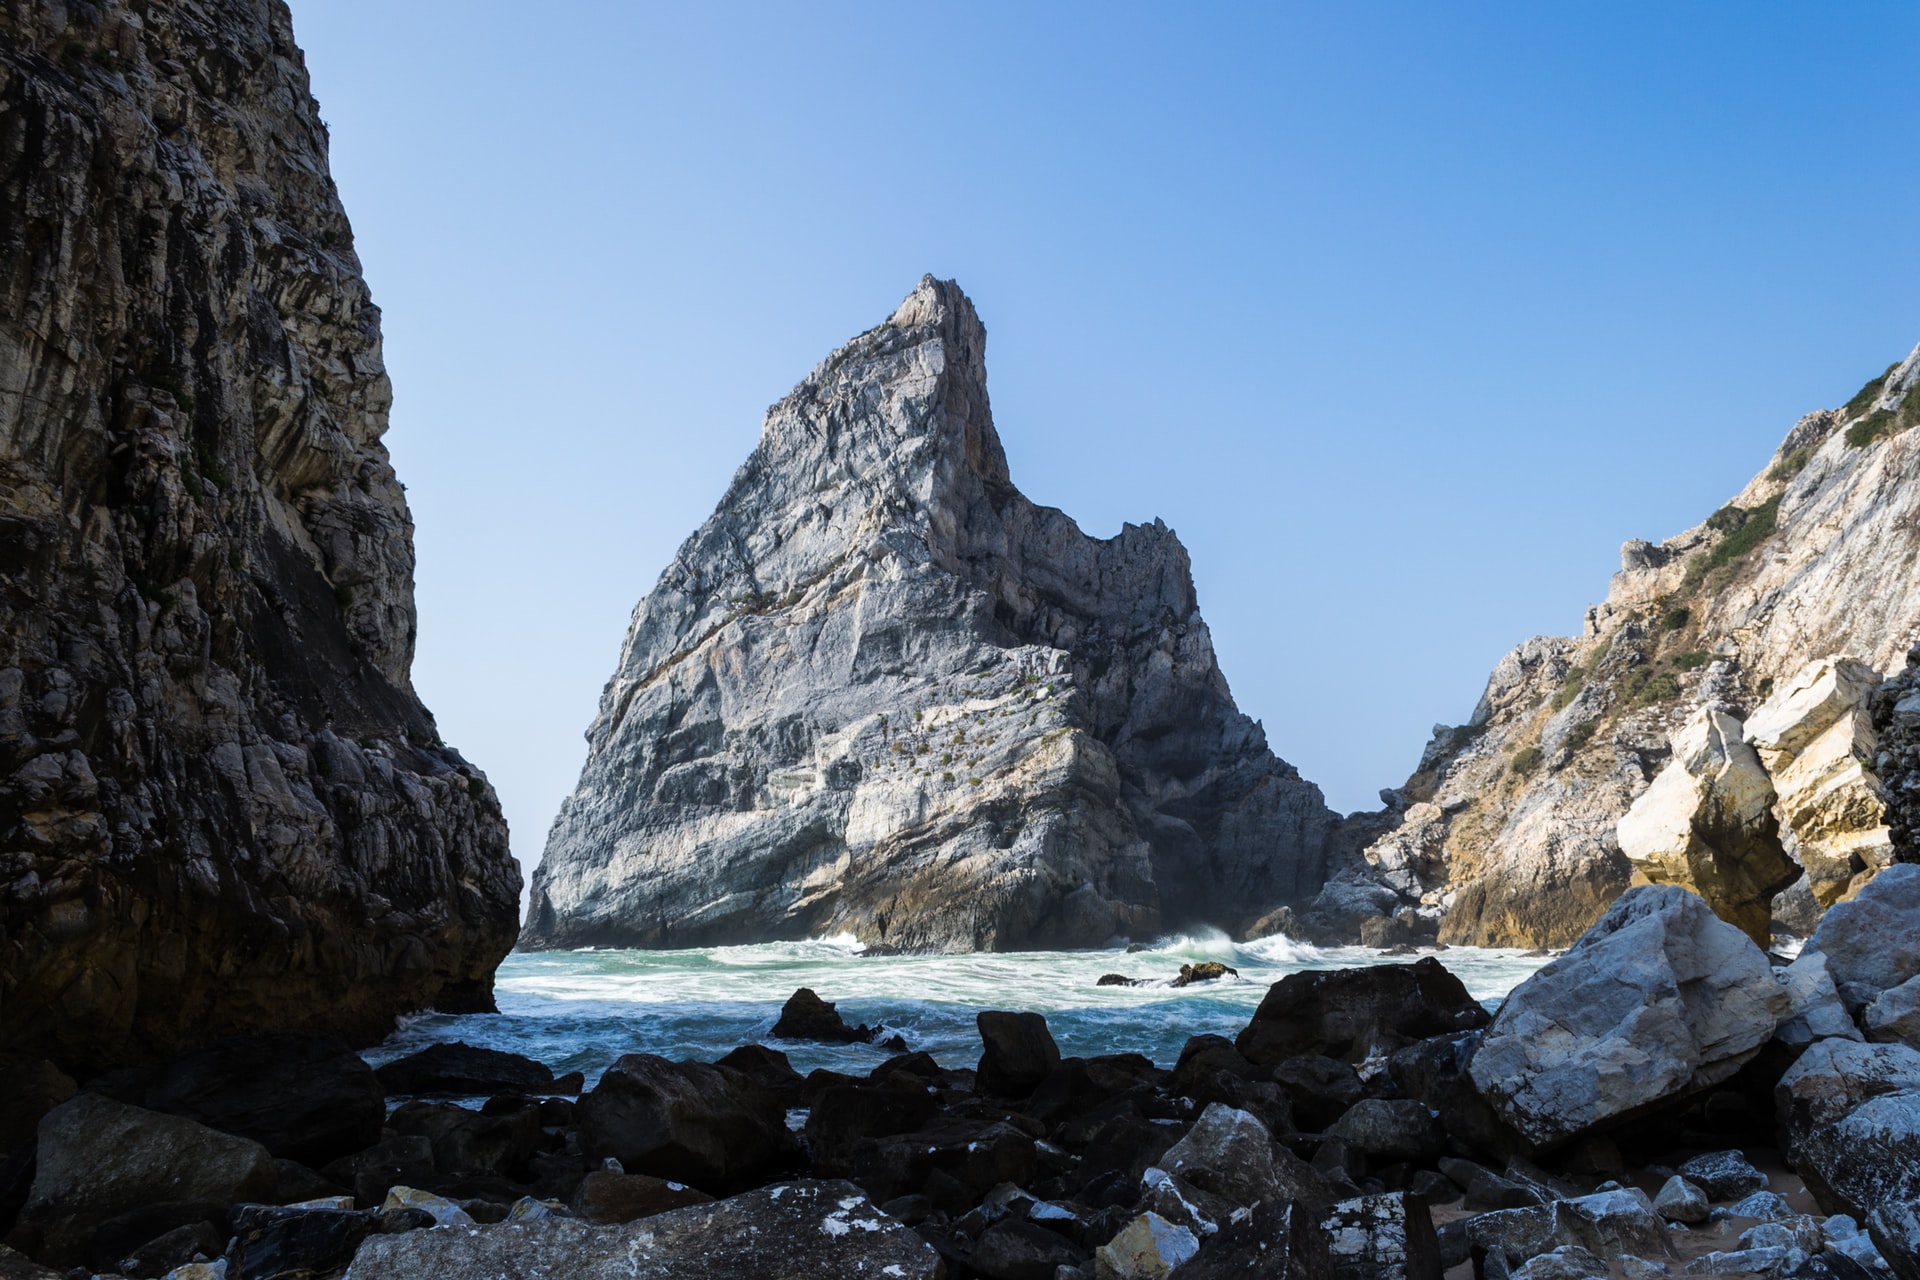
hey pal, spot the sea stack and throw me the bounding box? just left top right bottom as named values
left=0, top=0, right=522, bottom=1070
left=527, top=277, right=1340, bottom=951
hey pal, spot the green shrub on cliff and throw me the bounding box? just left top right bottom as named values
left=1769, top=446, right=1812, bottom=481
left=1681, top=495, right=1782, bottom=596
left=1510, top=745, right=1544, bottom=776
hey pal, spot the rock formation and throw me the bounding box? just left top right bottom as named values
left=1301, top=344, right=1920, bottom=947
left=527, top=277, right=1341, bottom=951
left=0, top=0, right=521, bottom=1070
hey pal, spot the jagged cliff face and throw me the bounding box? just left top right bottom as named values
left=527, top=278, right=1338, bottom=952
left=1329, top=345, right=1920, bottom=948
left=0, top=0, right=521, bottom=1070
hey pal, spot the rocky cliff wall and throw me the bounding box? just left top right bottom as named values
left=0, top=0, right=521, bottom=1070
left=1305, top=344, right=1920, bottom=948
left=526, top=278, right=1343, bottom=951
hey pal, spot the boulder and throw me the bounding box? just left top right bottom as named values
left=1235, top=959, right=1491, bottom=1067
left=139, top=1033, right=383, bottom=1167
left=1322, top=1100, right=1443, bottom=1165
left=380, top=1186, right=476, bottom=1226
left=1677, top=1150, right=1767, bottom=1202
left=1273, top=1056, right=1366, bottom=1131
left=0, top=1062, right=75, bottom=1157
left=228, top=1202, right=376, bottom=1280
left=576, top=1054, right=797, bottom=1194
left=769, top=989, right=879, bottom=1044
left=1180, top=1198, right=1331, bottom=1280
left=1653, top=1176, right=1710, bottom=1224
left=0, top=1247, right=60, bottom=1280
left=1469, top=885, right=1789, bottom=1149
left=1803, top=864, right=1920, bottom=999
left=1316, top=1192, right=1442, bottom=1280
left=804, top=1085, right=940, bottom=1178
left=1616, top=708, right=1796, bottom=945
left=971, top=1217, right=1088, bottom=1280
left=1776, top=953, right=1864, bottom=1050
left=977, top=1012, right=1063, bottom=1097
left=387, top=1101, right=542, bottom=1180
left=374, top=1042, right=559, bottom=1098
left=1513, top=1246, right=1608, bottom=1280
left=711, top=1045, right=804, bottom=1107
left=1867, top=976, right=1920, bottom=1049
left=1869, top=1199, right=1920, bottom=1280
left=1458, top=1188, right=1672, bottom=1267
left=1747, top=660, right=1892, bottom=909
left=569, top=1170, right=713, bottom=1224
left=1775, top=1037, right=1920, bottom=1217
left=343, top=1179, right=941, bottom=1279
left=18, top=1094, right=277, bottom=1265
left=1094, top=1212, right=1201, bottom=1280
left=853, top=1114, right=1038, bottom=1211
left=114, top=1219, right=224, bottom=1277
left=1155, top=1103, right=1277, bottom=1207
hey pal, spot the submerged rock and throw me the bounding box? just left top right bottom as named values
left=524, top=276, right=1343, bottom=953
left=343, top=1179, right=941, bottom=1279
left=0, top=0, right=521, bottom=1072
left=1235, top=958, right=1490, bottom=1066
left=769, top=989, right=879, bottom=1044
left=1469, top=885, right=1787, bottom=1149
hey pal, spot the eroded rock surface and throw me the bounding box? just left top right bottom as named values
left=527, top=277, right=1340, bottom=951
left=0, top=0, right=520, bottom=1070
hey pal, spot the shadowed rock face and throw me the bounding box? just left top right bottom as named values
left=527, top=277, right=1338, bottom=951
left=0, top=0, right=521, bottom=1070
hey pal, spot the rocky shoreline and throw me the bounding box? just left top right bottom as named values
left=3, top=876, right=1916, bottom=1280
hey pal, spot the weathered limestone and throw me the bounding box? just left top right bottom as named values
left=1469, top=885, right=1788, bottom=1148
left=1616, top=708, right=1797, bottom=945
left=526, top=277, right=1341, bottom=952
left=0, top=0, right=520, bottom=1070
left=1775, top=1038, right=1920, bottom=1220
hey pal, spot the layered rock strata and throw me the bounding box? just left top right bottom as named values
left=1305, top=345, right=1920, bottom=947
left=527, top=277, right=1341, bottom=951
left=0, top=0, right=520, bottom=1070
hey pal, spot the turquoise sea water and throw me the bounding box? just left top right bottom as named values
left=365, top=933, right=1551, bottom=1085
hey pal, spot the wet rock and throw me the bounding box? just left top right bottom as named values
left=1804, top=864, right=1920, bottom=1000
left=804, top=1085, right=940, bottom=1178
left=345, top=1179, right=941, bottom=1278
left=978, top=1012, right=1064, bottom=1097
left=1677, top=1151, right=1767, bottom=1202
left=18, top=1094, right=276, bottom=1265
left=1775, top=1037, right=1920, bottom=1217
left=388, top=1101, right=541, bottom=1180
left=227, top=1202, right=375, bottom=1280
left=1653, top=1176, right=1710, bottom=1224
left=1616, top=708, right=1796, bottom=946
left=1513, top=1246, right=1608, bottom=1280
left=576, top=1053, right=798, bottom=1194
left=568, top=1170, right=712, bottom=1224
left=375, top=1043, right=559, bottom=1098
left=973, top=1217, right=1089, bottom=1280
left=1273, top=1057, right=1367, bottom=1131
left=1095, top=1212, right=1201, bottom=1280
left=1316, top=1192, right=1441, bottom=1280
left=1236, top=959, right=1490, bottom=1066
left=1173, top=963, right=1238, bottom=988
left=1323, top=1100, right=1443, bottom=1166
left=1098, top=975, right=1147, bottom=988
left=1469, top=886, right=1788, bottom=1149
left=770, top=989, right=880, bottom=1044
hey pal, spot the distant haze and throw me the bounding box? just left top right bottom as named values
left=295, top=2, right=1920, bottom=904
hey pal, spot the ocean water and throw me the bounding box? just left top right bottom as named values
left=364, top=932, right=1551, bottom=1086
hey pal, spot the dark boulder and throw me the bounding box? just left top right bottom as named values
left=141, top=1033, right=383, bottom=1168
left=1676, top=1150, right=1767, bottom=1202
left=1174, top=962, right=1238, bottom=987
left=576, top=1054, right=799, bottom=1194
left=1317, top=1192, right=1442, bottom=1280
left=227, top=1203, right=376, bottom=1280
left=112, top=1220, right=223, bottom=1278
left=1236, top=959, right=1491, bottom=1066
left=971, top=1217, right=1089, bottom=1280
left=1098, top=974, right=1146, bottom=987
left=1184, top=1198, right=1332, bottom=1280
left=1273, top=1056, right=1366, bottom=1131
left=0, top=1063, right=74, bottom=1158
left=769, top=988, right=880, bottom=1043
left=805, top=1086, right=940, bottom=1178
left=569, top=1170, right=713, bottom=1225
left=387, top=1101, right=543, bottom=1180
left=977, top=1011, right=1062, bottom=1097
left=375, top=1042, right=559, bottom=1098
left=712, top=1044, right=805, bottom=1107
left=853, top=1115, right=1037, bottom=1210
left=1322, top=1099, right=1444, bottom=1166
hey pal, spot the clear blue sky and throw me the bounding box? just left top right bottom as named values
left=295, top=2, right=1919, bottom=893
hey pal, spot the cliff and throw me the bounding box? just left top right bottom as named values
left=526, top=277, right=1342, bottom=951
left=1306, top=344, right=1920, bottom=948
left=0, top=0, right=521, bottom=1070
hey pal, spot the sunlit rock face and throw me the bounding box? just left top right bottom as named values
left=527, top=277, right=1340, bottom=952
left=0, top=0, right=521, bottom=1070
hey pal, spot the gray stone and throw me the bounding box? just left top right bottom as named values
left=1316, top=1193, right=1441, bottom=1280
left=1684, top=1247, right=1803, bottom=1277
left=1512, top=1246, right=1607, bottom=1280
left=1653, top=1176, right=1709, bottom=1224
left=1805, top=864, right=1920, bottom=999
left=1775, top=1038, right=1920, bottom=1217
left=1868, top=1198, right=1920, bottom=1280
left=344, top=1180, right=938, bottom=1279
left=525, top=277, right=1342, bottom=952
left=1460, top=1188, right=1672, bottom=1267
left=0, top=3, right=520, bottom=1068
left=1678, top=1151, right=1768, bottom=1202
left=1469, top=885, right=1789, bottom=1148
left=1725, top=1192, right=1794, bottom=1222
left=1777, top=953, right=1865, bottom=1050
left=1866, top=975, right=1920, bottom=1050
left=1094, top=1212, right=1201, bottom=1280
